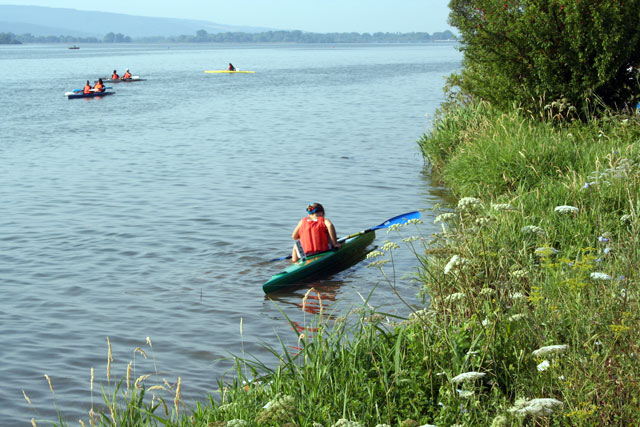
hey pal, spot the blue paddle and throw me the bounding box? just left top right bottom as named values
left=269, top=210, right=421, bottom=262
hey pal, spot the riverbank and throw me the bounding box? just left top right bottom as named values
left=42, top=101, right=639, bottom=426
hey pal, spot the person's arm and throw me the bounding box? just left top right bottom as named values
left=292, top=219, right=303, bottom=240
left=324, top=218, right=341, bottom=248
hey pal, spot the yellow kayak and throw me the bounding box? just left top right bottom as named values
left=205, top=70, right=255, bottom=74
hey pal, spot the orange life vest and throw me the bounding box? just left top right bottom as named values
left=93, top=82, right=104, bottom=92
left=83, top=84, right=92, bottom=94
left=112, top=73, right=119, bottom=79
left=299, top=216, right=329, bottom=255
left=123, top=72, right=131, bottom=79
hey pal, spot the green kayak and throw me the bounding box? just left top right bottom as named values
left=263, top=231, right=375, bottom=293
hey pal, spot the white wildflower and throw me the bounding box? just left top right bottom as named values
left=450, top=371, right=486, bottom=384
left=434, top=212, right=457, bottom=223
left=509, top=313, right=527, bottom=322
left=227, top=420, right=249, bottom=427
left=402, top=236, right=420, bottom=243
left=554, top=205, right=579, bottom=214
left=521, top=225, right=545, bottom=236
left=535, top=247, right=558, bottom=257
left=332, top=419, right=363, bottom=427
left=620, top=214, right=633, bottom=223
left=366, top=250, right=385, bottom=259
left=480, top=287, right=495, bottom=296
left=457, top=197, right=482, bottom=211
left=386, top=223, right=403, bottom=232
left=409, top=308, right=434, bottom=321
left=508, top=398, right=563, bottom=417
left=475, top=217, right=490, bottom=226
left=510, top=292, right=525, bottom=300
left=536, top=360, right=550, bottom=371
left=444, top=292, right=466, bottom=302
left=380, top=241, right=400, bottom=251
left=444, top=255, right=469, bottom=274
left=511, top=269, right=527, bottom=278
left=590, top=272, right=612, bottom=281
left=490, top=415, right=508, bottom=427
left=481, top=318, right=491, bottom=327
left=406, top=218, right=423, bottom=225
left=532, top=344, right=568, bottom=357
left=367, top=259, right=390, bottom=268
left=218, top=402, right=239, bottom=412
left=491, top=203, right=515, bottom=211
left=456, top=389, right=474, bottom=398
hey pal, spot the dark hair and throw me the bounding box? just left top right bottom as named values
left=306, top=202, right=325, bottom=215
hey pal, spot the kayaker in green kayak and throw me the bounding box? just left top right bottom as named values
left=291, top=203, right=341, bottom=262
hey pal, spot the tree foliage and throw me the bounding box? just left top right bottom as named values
left=0, top=32, right=21, bottom=44
left=448, top=0, right=640, bottom=116
left=179, top=29, right=456, bottom=43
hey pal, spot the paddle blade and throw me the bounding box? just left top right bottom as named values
left=337, top=210, right=421, bottom=243
left=372, top=210, right=421, bottom=230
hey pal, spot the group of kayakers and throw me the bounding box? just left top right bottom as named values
left=82, top=68, right=134, bottom=94
left=111, top=69, right=132, bottom=80
left=83, top=78, right=104, bottom=94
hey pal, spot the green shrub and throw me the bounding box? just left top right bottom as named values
left=448, top=0, right=640, bottom=117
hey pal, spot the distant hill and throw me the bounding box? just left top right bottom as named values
left=0, top=5, right=272, bottom=38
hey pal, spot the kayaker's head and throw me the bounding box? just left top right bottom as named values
left=113, top=70, right=117, bottom=73
left=306, top=203, right=324, bottom=216
left=98, top=78, right=103, bottom=83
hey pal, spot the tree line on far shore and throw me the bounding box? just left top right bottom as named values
left=0, top=29, right=456, bottom=45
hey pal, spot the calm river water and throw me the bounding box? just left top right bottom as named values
left=0, top=43, right=460, bottom=424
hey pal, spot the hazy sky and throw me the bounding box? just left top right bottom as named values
left=3, top=1, right=453, bottom=33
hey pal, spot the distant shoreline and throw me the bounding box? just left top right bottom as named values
left=1, top=29, right=456, bottom=45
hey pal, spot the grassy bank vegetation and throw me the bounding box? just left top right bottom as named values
left=36, top=102, right=639, bottom=426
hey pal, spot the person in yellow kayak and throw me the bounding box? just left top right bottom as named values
left=111, top=70, right=119, bottom=80
left=291, top=203, right=341, bottom=262
left=123, top=69, right=132, bottom=79
left=228, top=63, right=236, bottom=71
left=83, top=80, right=92, bottom=94
left=93, top=78, right=105, bottom=92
